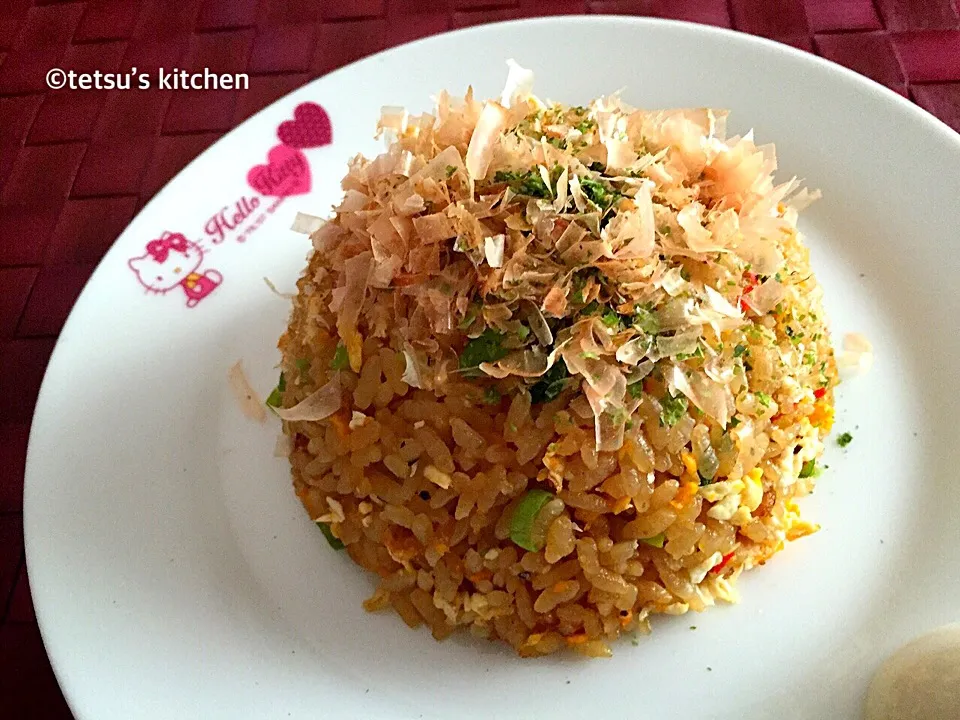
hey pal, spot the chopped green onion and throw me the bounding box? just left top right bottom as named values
left=837, top=432, right=853, bottom=447
left=265, top=372, right=285, bottom=408
left=640, top=533, right=665, bottom=548
left=755, top=391, right=772, bottom=408
left=330, top=342, right=349, bottom=370
left=628, top=381, right=644, bottom=399
left=316, top=520, right=345, bottom=550
left=799, top=459, right=817, bottom=478
left=698, top=471, right=716, bottom=487
left=510, top=489, right=562, bottom=552
left=733, top=344, right=748, bottom=358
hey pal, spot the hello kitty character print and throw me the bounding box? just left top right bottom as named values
left=125, top=101, right=333, bottom=307
left=127, top=231, right=222, bottom=308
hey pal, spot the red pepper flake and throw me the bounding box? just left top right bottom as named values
left=711, top=551, right=736, bottom=574
left=813, top=387, right=826, bottom=399
left=738, top=273, right=757, bottom=312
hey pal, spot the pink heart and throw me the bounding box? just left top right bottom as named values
left=247, top=144, right=311, bottom=197
left=277, top=102, right=333, bottom=149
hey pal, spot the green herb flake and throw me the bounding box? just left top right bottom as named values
left=445, top=165, right=457, bottom=178
left=516, top=325, right=531, bottom=340
left=730, top=417, right=741, bottom=427
left=837, top=432, right=853, bottom=448
left=459, top=329, right=509, bottom=372
left=579, top=177, right=619, bottom=211
left=316, top=521, right=345, bottom=550
left=633, top=303, right=660, bottom=335
left=574, top=119, right=596, bottom=134
left=483, top=386, right=502, bottom=405
left=493, top=169, right=551, bottom=199
left=530, top=359, right=570, bottom=404
left=799, top=459, right=818, bottom=478
left=330, top=342, right=350, bottom=370
left=601, top=307, right=622, bottom=329
left=733, top=344, right=748, bottom=358
left=659, top=393, right=688, bottom=427
left=755, top=391, right=772, bottom=408
left=628, top=381, right=644, bottom=399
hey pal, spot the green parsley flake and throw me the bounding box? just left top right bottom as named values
left=493, top=169, right=551, bottom=199
left=799, top=459, right=818, bottom=478
left=459, top=329, right=509, bottom=373
left=601, top=307, right=622, bottom=329
left=579, top=177, right=619, bottom=211
left=331, top=342, right=349, bottom=370
left=733, top=344, right=748, bottom=358
left=530, top=359, right=570, bottom=404
left=755, top=391, right=772, bottom=408
left=483, top=386, right=502, bottom=405
left=633, top=304, right=660, bottom=335
left=659, top=393, right=688, bottom=427
left=837, top=432, right=853, bottom=447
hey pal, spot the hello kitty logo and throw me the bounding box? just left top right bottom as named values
left=127, top=231, right=222, bottom=308
left=125, top=101, right=333, bottom=309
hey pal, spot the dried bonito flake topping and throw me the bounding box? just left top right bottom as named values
left=303, top=61, right=834, bottom=452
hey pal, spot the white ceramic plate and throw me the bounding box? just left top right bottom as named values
left=24, top=16, right=960, bottom=720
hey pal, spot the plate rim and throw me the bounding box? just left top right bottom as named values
left=22, top=14, right=960, bottom=719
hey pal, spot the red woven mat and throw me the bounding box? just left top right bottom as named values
left=1, top=1, right=958, bottom=715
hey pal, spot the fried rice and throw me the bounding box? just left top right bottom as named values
left=272, top=63, right=838, bottom=657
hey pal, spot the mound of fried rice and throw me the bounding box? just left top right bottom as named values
left=274, top=63, right=838, bottom=657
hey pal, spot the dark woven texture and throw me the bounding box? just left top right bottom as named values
left=1, top=1, right=958, bottom=715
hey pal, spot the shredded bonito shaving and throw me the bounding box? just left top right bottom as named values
left=302, top=61, right=835, bottom=452
left=228, top=360, right=267, bottom=423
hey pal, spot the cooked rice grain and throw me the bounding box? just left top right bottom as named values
left=277, top=69, right=837, bottom=656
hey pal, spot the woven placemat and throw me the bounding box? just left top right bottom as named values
left=0, top=1, right=958, bottom=715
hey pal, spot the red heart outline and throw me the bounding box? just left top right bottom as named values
left=277, top=102, right=333, bottom=149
